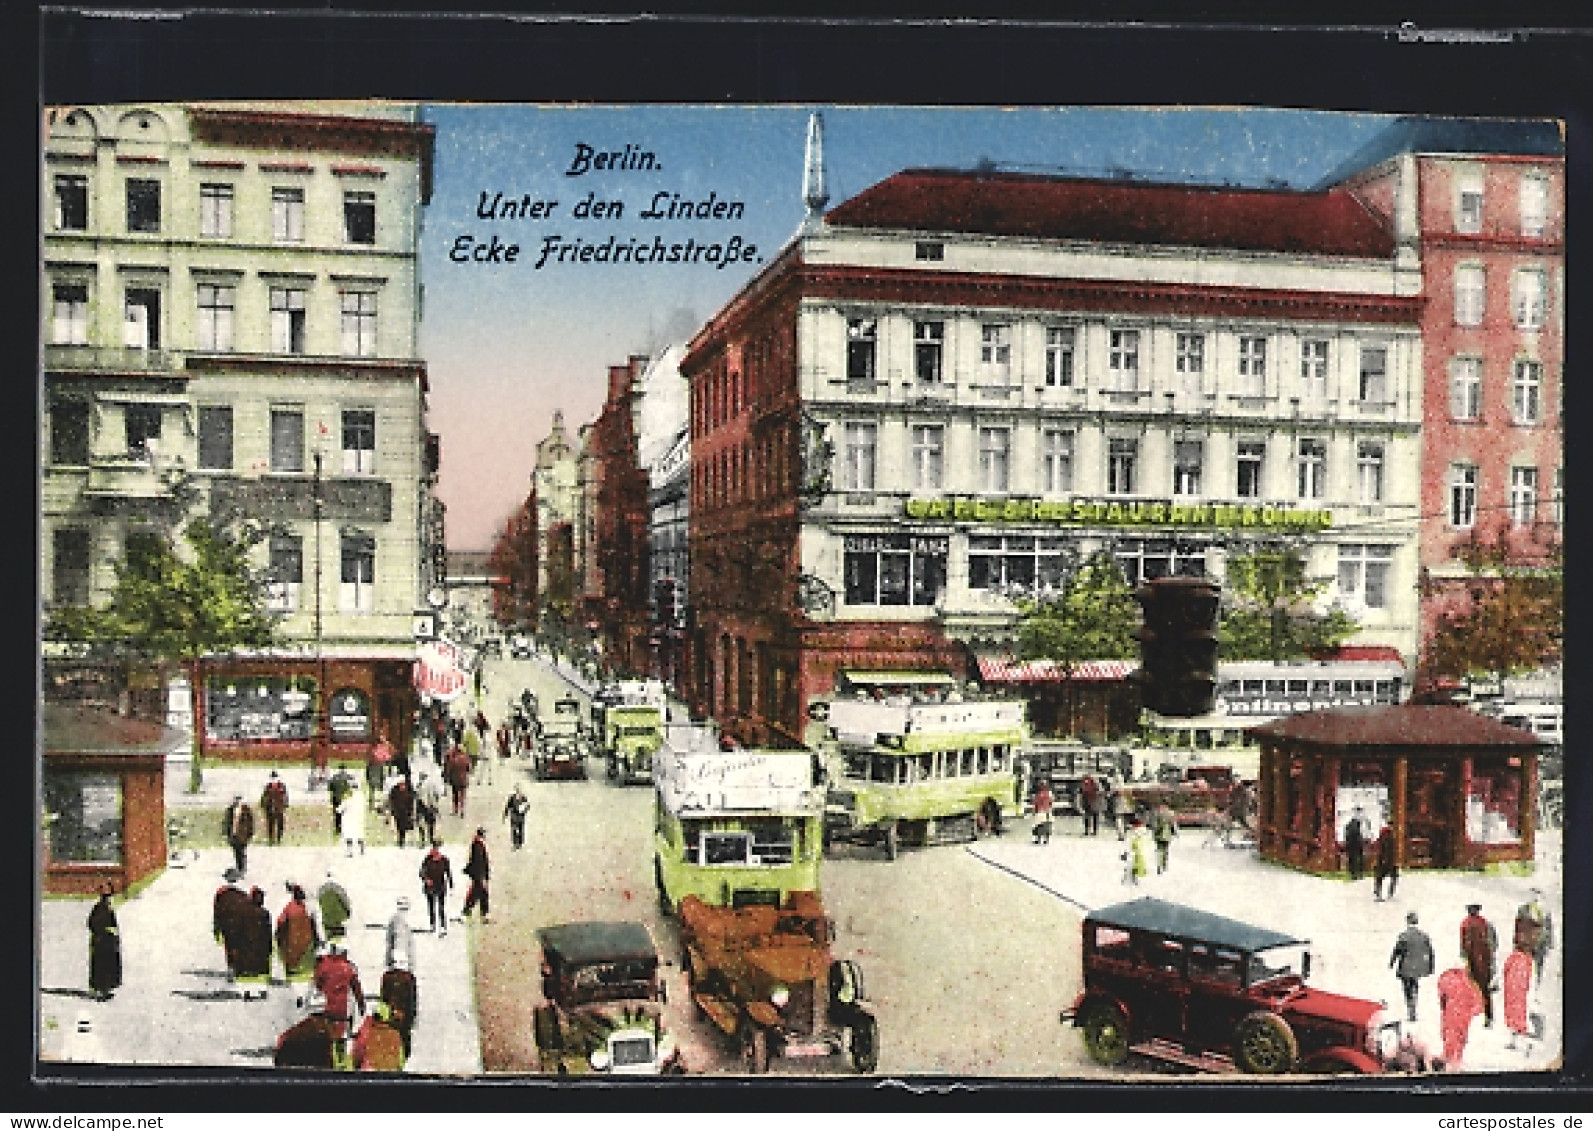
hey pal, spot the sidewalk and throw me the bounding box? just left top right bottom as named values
left=41, top=807, right=482, bottom=1075
left=969, top=819, right=1563, bottom=1076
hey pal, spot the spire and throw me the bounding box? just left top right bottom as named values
left=801, top=111, right=828, bottom=233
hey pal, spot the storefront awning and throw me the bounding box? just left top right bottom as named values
left=977, top=657, right=1138, bottom=684
left=839, top=670, right=956, bottom=687
left=413, top=639, right=469, bottom=703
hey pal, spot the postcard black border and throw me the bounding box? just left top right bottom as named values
left=19, top=1, right=1592, bottom=1113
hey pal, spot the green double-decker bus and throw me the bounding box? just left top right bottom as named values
left=816, top=691, right=1028, bottom=859
left=652, top=726, right=825, bottom=913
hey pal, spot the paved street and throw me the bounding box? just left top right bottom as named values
left=38, top=645, right=1563, bottom=1081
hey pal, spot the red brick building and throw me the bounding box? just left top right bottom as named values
left=1325, top=119, right=1564, bottom=647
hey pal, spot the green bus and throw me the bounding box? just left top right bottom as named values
left=815, top=691, right=1028, bottom=859
left=652, top=726, right=825, bottom=913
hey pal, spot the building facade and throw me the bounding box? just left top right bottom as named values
left=42, top=102, right=438, bottom=761
left=1323, top=119, right=1565, bottom=650
left=683, top=165, right=1427, bottom=747
left=583, top=355, right=654, bottom=674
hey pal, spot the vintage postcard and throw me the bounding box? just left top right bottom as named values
left=38, top=79, right=1568, bottom=1090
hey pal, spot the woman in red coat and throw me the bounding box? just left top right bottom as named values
left=276, top=883, right=320, bottom=987
left=1437, top=957, right=1484, bottom=1069
left=1502, top=945, right=1535, bottom=1051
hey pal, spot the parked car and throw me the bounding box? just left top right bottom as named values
left=1062, top=896, right=1423, bottom=1075
left=510, top=635, right=534, bottom=659
left=533, top=921, right=681, bottom=1075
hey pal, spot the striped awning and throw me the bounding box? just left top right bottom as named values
left=977, top=657, right=1138, bottom=684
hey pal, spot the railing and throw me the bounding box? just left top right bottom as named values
left=44, top=345, right=179, bottom=373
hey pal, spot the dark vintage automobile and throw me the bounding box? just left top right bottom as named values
left=534, top=695, right=588, bottom=780
left=533, top=921, right=681, bottom=1075
left=1063, top=897, right=1422, bottom=1075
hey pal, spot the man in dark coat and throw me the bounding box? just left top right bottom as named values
left=223, top=795, right=256, bottom=875
left=1343, top=809, right=1367, bottom=881
left=388, top=775, right=418, bottom=848
left=502, top=785, right=530, bottom=850
left=1079, top=775, right=1102, bottom=836
left=260, top=772, right=289, bottom=845
left=462, top=827, right=491, bottom=923
left=236, top=886, right=275, bottom=1000
left=418, top=840, right=454, bottom=935
left=329, top=770, right=355, bottom=839
left=444, top=745, right=472, bottom=816
left=1461, top=903, right=1499, bottom=1027
left=1373, top=824, right=1399, bottom=901
left=379, top=956, right=418, bottom=1058
left=1389, top=911, right=1435, bottom=1022
left=87, top=884, right=121, bottom=1001
left=213, top=868, right=253, bottom=978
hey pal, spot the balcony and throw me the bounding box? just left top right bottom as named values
left=44, top=345, right=180, bottom=375
left=83, top=452, right=177, bottom=500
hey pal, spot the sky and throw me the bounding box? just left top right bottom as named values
left=417, top=104, right=1399, bottom=550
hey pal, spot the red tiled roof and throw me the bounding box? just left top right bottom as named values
left=1251, top=705, right=1542, bottom=748
left=825, top=169, right=1395, bottom=258
left=1309, top=645, right=1406, bottom=664
left=978, top=657, right=1137, bottom=684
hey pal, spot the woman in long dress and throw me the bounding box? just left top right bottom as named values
left=87, top=885, right=121, bottom=1001
left=276, top=883, right=320, bottom=986
left=1437, top=956, right=1484, bottom=1069
left=1502, top=945, right=1535, bottom=1051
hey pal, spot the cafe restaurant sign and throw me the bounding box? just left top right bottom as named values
left=904, top=496, right=1334, bottom=531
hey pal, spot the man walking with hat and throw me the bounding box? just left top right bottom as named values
left=1461, top=902, right=1499, bottom=1028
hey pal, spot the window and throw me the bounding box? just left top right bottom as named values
left=197, top=406, right=233, bottom=471
left=1449, top=463, right=1478, bottom=528
left=267, top=534, right=304, bottom=612
left=914, top=321, right=944, bottom=384
left=1449, top=357, right=1482, bottom=420
left=272, top=187, right=305, bottom=243
left=1300, top=339, right=1329, bottom=401
left=1238, top=336, right=1267, bottom=397
left=1046, top=327, right=1077, bottom=387
left=271, top=288, right=307, bottom=354
left=1236, top=440, right=1265, bottom=499
left=124, top=403, right=162, bottom=459
left=843, top=533, right=947, bottom=606
left=1296, top=438, right=1327, bottom=499
left=342, top=409, right=376, bottom=476
left=1512, top=269, right=1547, bottom=330
left=52, top=283, right=88, bottom=345
left=1175, top=333, right=1204, bottom=392
left=55, top=175, right=88, bottom=231
left=1359, top=346, right=1388, bottom=403
left=1107, top=437, right=1137, bottom=495
left=195, top=284, right=235, bottom=352
left=270, top=408, right=305, bottom=473
left=1338, top=544, right=1393, bottom=609
left=339, top=531, right=376, bottom=613
left=43, top=768, right=122, bottom=864
left=914, top=241, right=944, bottom=261
left=125, top=179, right=160, bottom=233
left=1512, top=360, right=1542, bottom=424
left=50, top=399, right=91, bottom=466
left=1173, top=439, right=1203, bottom=496
left=51, top=528, right=92, bottom=607
left=969, top=534, right=1076, bottom=591
left=199, top=183, right=233, bottom=239
left=343, top=190, right=376, bottom=244
left=123, top=288, right=160, bottom=349
left=911, top=425, right=943, bottom=490
left=979, top=427, right=1010, bottom=491
left=1043, top=429, right=1075, bottom=494
left=1115, top=538, right=1207, bottom=585
left=1520, top=175, right=1548, bottom=238
left=1510, top=467, right=1539, bottom=527
left=979, top=324, right=1012, bottom=384
left=1108, top=330, right=1139, bottom=391
left=1357, top=441, right=1385, bottom=504
left=1456, top=177, right=1484, bottom=233
left=340, top=291, right=378, bottom=357
left=1455, top=265, right=1485, bottom=326
left=846, top=318, right=876, bottom=384
left=839, top=422, right=876, bottom=491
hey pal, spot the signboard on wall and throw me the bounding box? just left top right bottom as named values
left=329, top=688, right=371, bottom=738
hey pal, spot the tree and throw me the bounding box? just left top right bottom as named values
left=1014, top=551, right=1139, bottom=664
left=1420, top=538, right=1562, bottom=682
left=1219, top=548, right=1358, bottom=662
left=47, top=515, right=280, bottom=790
left=487, top=497, right=538, bottom=628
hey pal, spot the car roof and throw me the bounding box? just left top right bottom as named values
left=1086, top=897, right=1303, bottom=952
left=538, top=921, right=659, bottom=965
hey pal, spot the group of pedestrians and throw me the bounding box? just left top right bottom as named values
left=1386, top=892, right=1555, bottom=1070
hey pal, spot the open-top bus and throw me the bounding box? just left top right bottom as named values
left=812, top=683, right=1028, bottom=859
left=652, top=725, right=825, bottom=913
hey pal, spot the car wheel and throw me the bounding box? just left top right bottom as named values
left=1235, top=1011, right=1299, bottom=1075
left=850, top=1011, right=879, bottom=1073
left=1080, top=1000, right=1131, bottom=1067
left=883, top=821, right=899, bottom=861
left=739, top=1024, right=770, bottom=1074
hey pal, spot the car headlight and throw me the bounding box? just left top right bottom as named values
left=1366, top=1009, right=1400, bottom=1060
left=590, top=1049, right=611, bottom=1072
left=770, top=984, right=790, bottom=1009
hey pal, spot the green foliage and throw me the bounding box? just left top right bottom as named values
left=1421, top=539, right=1562, bottom=680
left=47, top=517, right=278, bottom=663
left=1218, top=548, right=1358, bottom=662
left=1015, top=552, right=1139, bottom=664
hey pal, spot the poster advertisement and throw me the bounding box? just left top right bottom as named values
left=32, top=8, right=1582, bottom=1108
